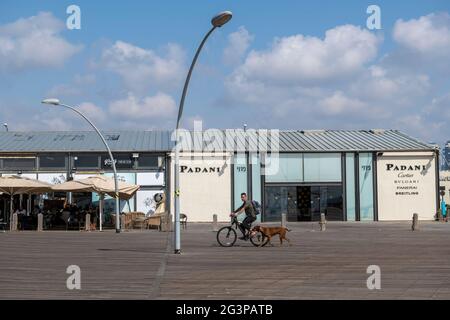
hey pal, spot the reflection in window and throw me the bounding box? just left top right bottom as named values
left=346, top=153, right=356, bottom=221
left=39, top=155, right=66, bottom=169
left=304, top=153, right=341, bottom=182
left=2, top=158, right=36, bottom=170
left=233, top=154, right=247, bottom=209
left=359, top=153, right=374, bottom=221
left=74, top=155, right=99, bottom=169
left=138, top=154, right=161, bottom=168
left=265, top=154, right=303, bottom=183
left=264, top=185, right=343, bottom=222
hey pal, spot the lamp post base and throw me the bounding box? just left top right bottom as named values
left=115, top=229, right=121, bottom=234
left=174, top=249, right=181, bottom=254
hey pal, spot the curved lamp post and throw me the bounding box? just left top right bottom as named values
left=174, top=11, right=232, bottom=254
left=41, top=98, right=121, bottom=233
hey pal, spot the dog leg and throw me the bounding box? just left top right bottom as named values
left=285, top=237, right=291, bottom=246
left=259, top=234, right=265, bottom=247
left=266, top=235, right=273, bottom=246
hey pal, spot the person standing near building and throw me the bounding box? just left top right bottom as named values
left=441, top=198, right=446, bottom=220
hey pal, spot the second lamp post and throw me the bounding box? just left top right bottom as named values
left=173, top=11, right=233, bottom=254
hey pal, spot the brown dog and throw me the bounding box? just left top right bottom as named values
left=252, top=225, right=291, bottom=246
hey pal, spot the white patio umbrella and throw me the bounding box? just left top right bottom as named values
left=52, top=175, right=140, bottom=230
left=0, top=175, right=53, bottom=228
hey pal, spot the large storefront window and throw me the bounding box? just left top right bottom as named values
left=265, top=153, right=303, bottom=183
left=251, top=154, right=261, bottom=222
left=304, top=153, right=341, bottom=182
left=359, top=153, right=374, bottom=221
left=264, top=185, right=343, bottom=222
left=346, top=153, right=356, bottom=221
left=233, top=154, right=247, bottom=209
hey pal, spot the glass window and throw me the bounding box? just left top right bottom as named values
left=101, top=154, right=134, bottom=169
left=233, top=154, right=247, bottom=209
left=264, top=186, right=287, bottom=222
left=2, top=158, right=36, bottom=170
left=74, top=155, right=99, bottom=169
left=251, top=154, right=262, bottom=222
left=138, top=154, right=161, bottom=168
left=345, top=153, right=356, bottom=221
left=265, top=153, right=303, bottom=183
left=359, top=153, right=374, bottom=221
left=136, top=190, right=164, bottom=215
left=321, top=186, right=344, bottom=221
left=39, top=155, right=66, bottom=169
left=136, top=172, right=165, bottom=186
left=304, top=153, right=341, bottom=182
left=264, top=185, right=343, bottom=222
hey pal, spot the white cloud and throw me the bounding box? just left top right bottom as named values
left=393, top=12, right=450, bottom=54
left=223, top=26, right=254, bottom=65
left=108, top=92, right=176, bottom=119
left=349, top=66, right=430, bottom=103
left=318, top=91, right=366, bottom=115
left=47, top=74, right=97, bottom=98
left=77, top=102, right=104, bottom=123
left=0, top=12, right=82, bottom=72
left=229, top=24, right=379, bottom=87
left=40, top=116, right=73, bottom=131
left=221, top=20, right=445, bottom=134
left=101, top=41, right=185, bottom=94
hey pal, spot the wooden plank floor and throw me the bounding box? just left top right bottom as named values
left=1, top=221, right=450, bottom=299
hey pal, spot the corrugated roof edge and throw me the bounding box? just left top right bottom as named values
left=392, top=130, right=438, bottom=150
left=0, top=129, right=437, bottom=152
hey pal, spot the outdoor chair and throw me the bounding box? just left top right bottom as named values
left=133, top=213, right=146, bottom=230
left=145, top=211, right=166, bottom=231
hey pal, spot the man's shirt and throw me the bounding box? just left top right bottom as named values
left=234, top=200, right=255, bottom=217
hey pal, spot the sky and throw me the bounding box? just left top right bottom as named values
left=0, top=0, right=450, bottom=145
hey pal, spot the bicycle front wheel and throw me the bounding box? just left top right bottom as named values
left=216, top=226, right=237, bottom=247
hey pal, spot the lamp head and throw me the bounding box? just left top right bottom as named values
left=211, top=11, right=232, bottom=27
left=41, top=98, right=60, bottom=106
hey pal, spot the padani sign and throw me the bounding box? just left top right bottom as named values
left=376, top=153, right=437, bottom=220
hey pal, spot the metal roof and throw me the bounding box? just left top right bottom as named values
left=0, top=129, right=436, bottom=153
left=0, top=131, right=172, bottom=153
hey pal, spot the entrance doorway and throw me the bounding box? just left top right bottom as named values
left=264, top=185, right=343, bottom=222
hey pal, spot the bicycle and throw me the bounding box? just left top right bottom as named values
left=216, top=215, right=269, bottom=247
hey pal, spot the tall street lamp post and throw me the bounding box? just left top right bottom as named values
left=41, top=98, right=121, bottom=233
left=173, top=11, right=232, bottom=254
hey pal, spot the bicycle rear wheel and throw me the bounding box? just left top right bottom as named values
left=216, top=226, right=237, bottom=247
left=250, top=231, right=269, bottom=247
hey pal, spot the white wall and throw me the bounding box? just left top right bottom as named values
left=377, top=152, right=437, bottom=221
left=170, top=152, right=232, bottom=222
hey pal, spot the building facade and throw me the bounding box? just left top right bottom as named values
left=0, top=129, right=440, bottom=223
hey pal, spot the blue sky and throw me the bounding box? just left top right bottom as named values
left=1, top=0, right=450, bottom=144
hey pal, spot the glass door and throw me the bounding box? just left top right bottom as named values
left=264, top=185, right=344, bottom=221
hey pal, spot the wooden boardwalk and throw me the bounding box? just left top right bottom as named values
left=1, top=222, right=450, bottom=299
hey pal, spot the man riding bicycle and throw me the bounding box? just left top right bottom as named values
left=230, top=192, right=257, bottom=240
